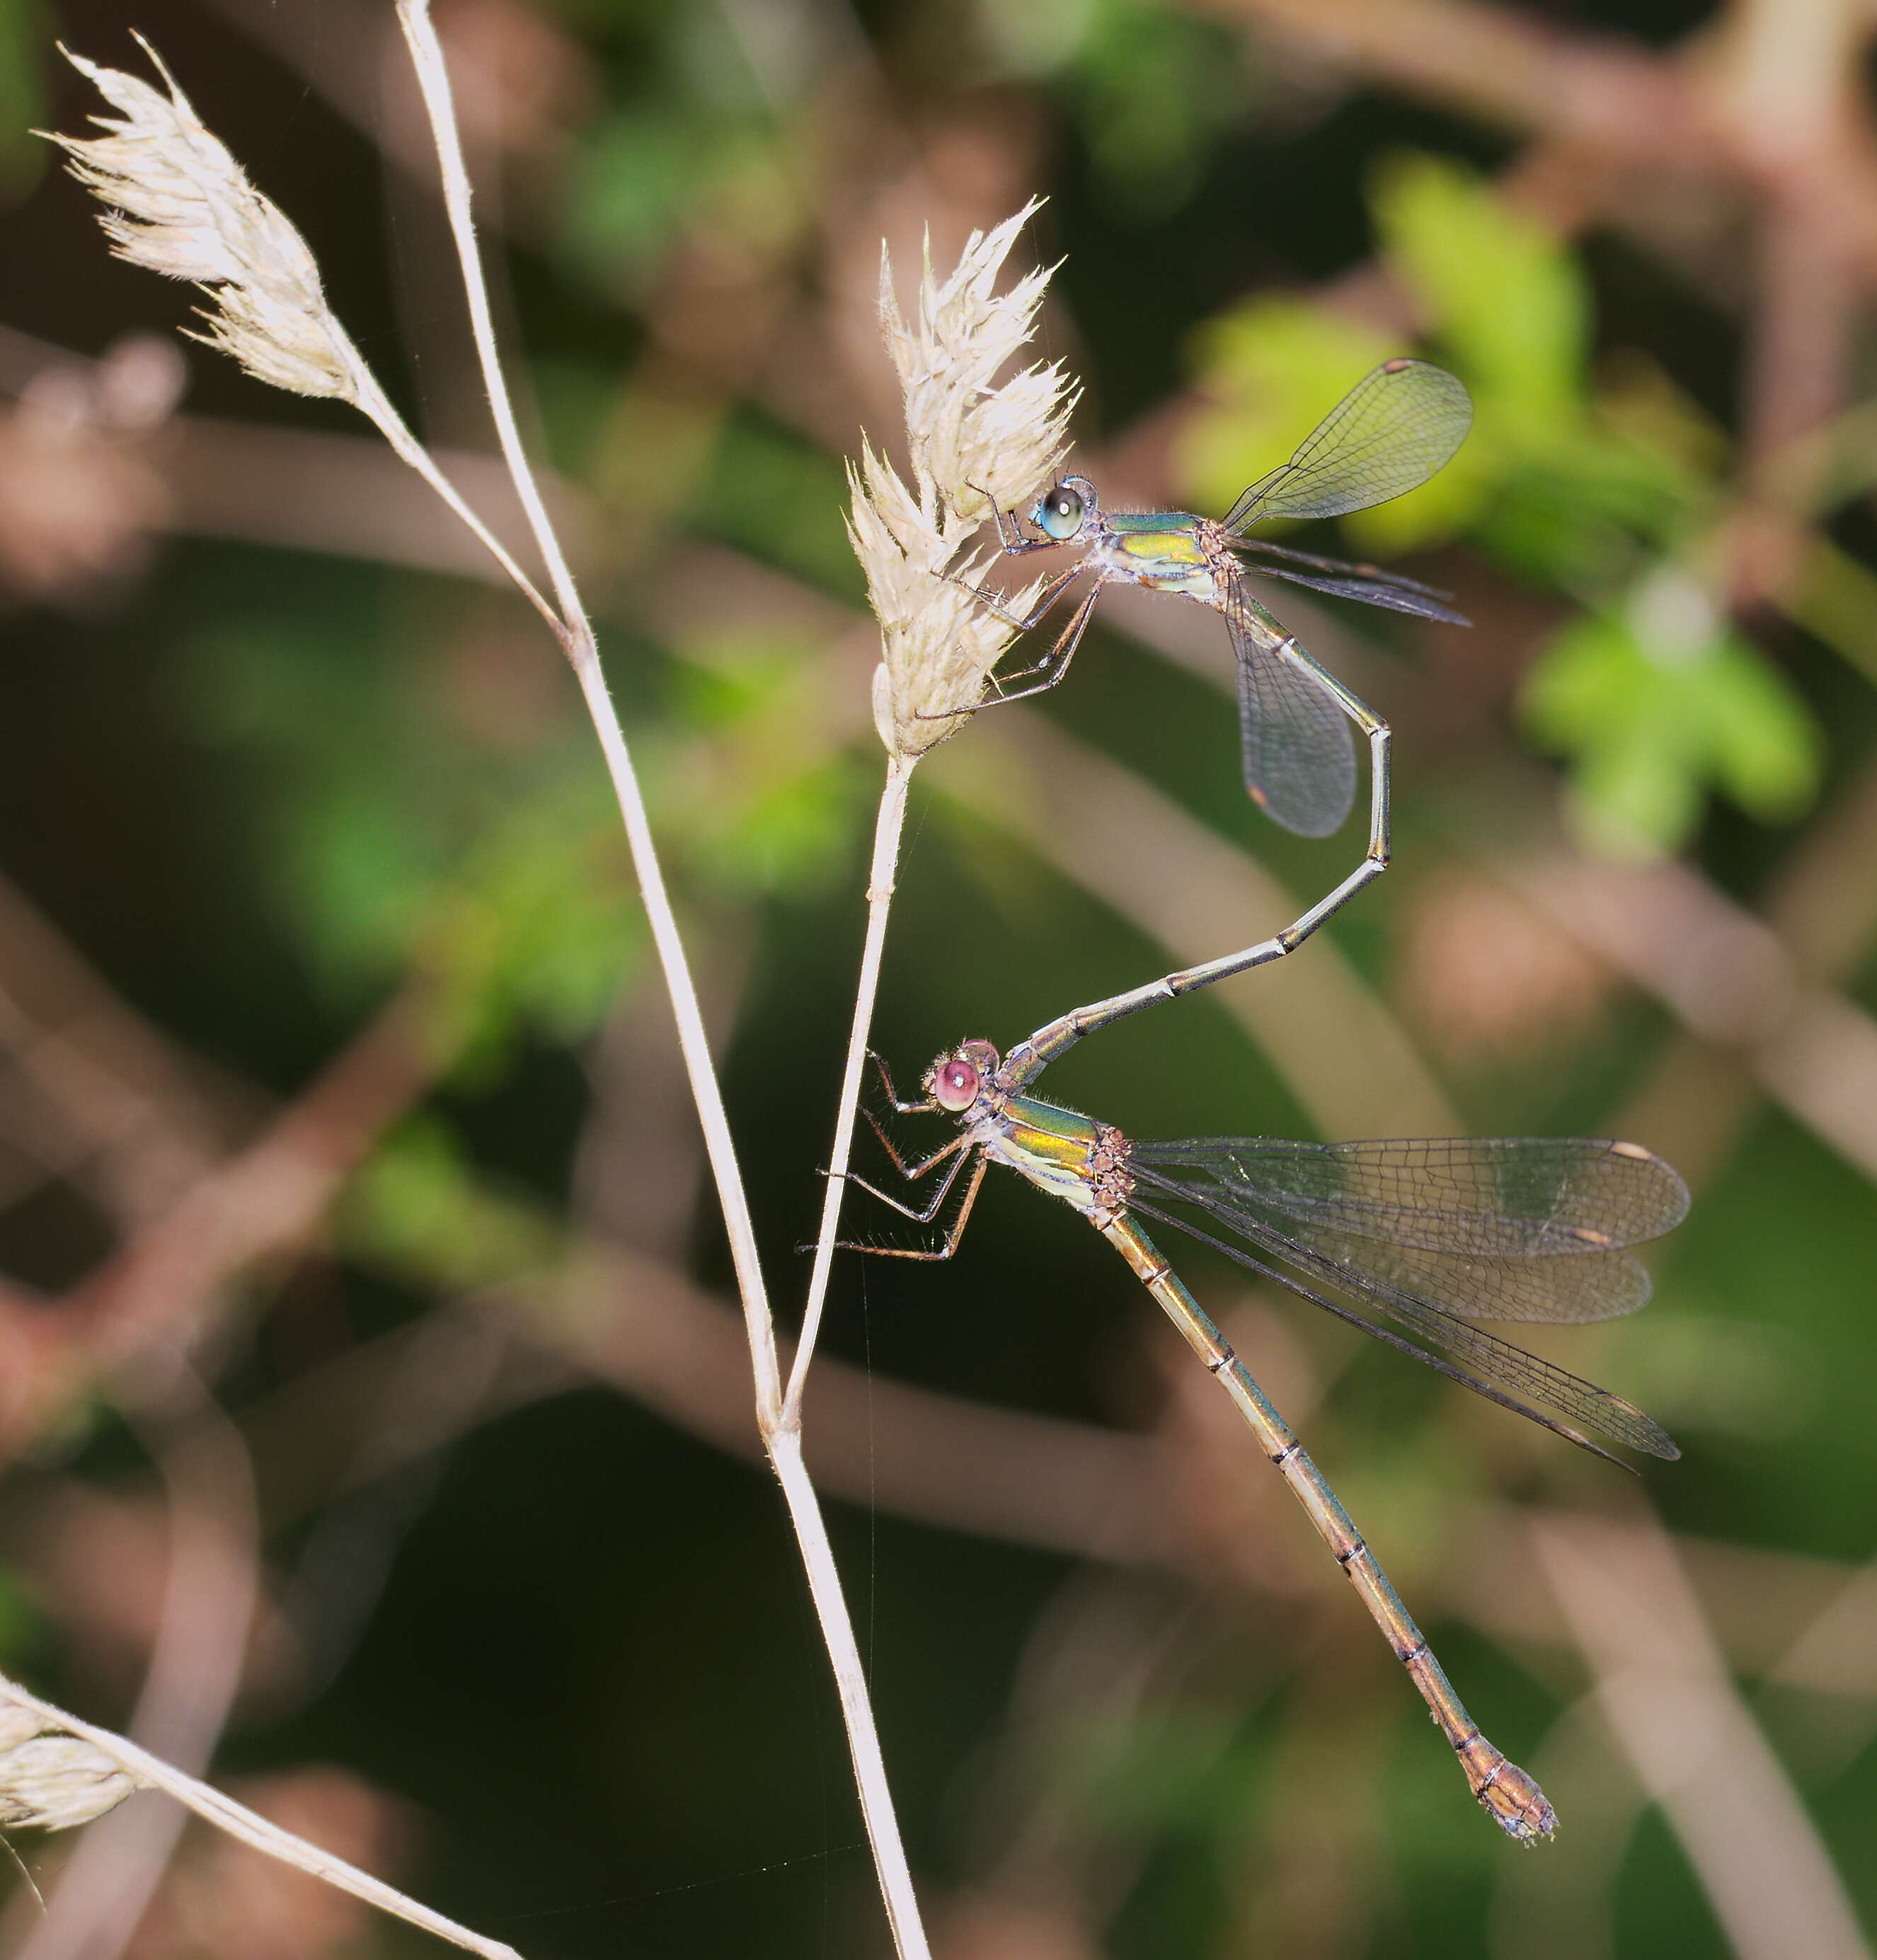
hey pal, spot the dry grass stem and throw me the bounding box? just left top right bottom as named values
left=0, top=1680, right=521, bottom=1959
left=49, top=33, right=1065, bottom=1960
left=389, top=5, right=930, bottom=1952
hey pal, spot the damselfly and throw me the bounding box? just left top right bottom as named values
left=959, top=357, right=1471, bottom=983
left=838, top=1034, right=1687, bottom=1840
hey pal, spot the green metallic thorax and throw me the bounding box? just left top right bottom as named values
left=1106, top=510, right=1202, bottom=536
left=1090, top=510, right=1219, bottom=601
left=980, top=1091, right=1108, bottom=1213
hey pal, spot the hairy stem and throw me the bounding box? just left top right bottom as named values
left=788, top=753, right=915, bottom=1423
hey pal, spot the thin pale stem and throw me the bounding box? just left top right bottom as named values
left=0, top=1676, right=522, bottom=1960
left=566, top=646, right=781, bottom=1415
left=391, top=0, right=774, bottom=1404
left=352, top=370, right=560, bottom=635
left=768, top=1433, right=931, bottom=1960
left=391, top=10, right=930, bottom=1954
left=786, top=752, right=915, bottom=1423
left=393, top=1, right=584, bottom=634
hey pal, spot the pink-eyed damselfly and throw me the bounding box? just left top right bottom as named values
left=837, top=1033, right=1687, bottom=1841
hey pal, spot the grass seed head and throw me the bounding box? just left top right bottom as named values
left=854, top=200, right=1078, bottom=758
left=47, top=40, right=369, bottom=404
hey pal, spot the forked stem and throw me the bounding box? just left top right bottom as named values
left=393, top=6, right=929, bottom=1952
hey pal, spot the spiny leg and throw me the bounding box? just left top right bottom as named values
left=1005, top=636, right=1389, bottom=1087
left=942, top=561, right=1084, bottom=634
left=1101, top=1213, right=1555, bottom=1843
left=859, top=1109, right=970, bottom=1186
left=834, top=1154, right=989, bottom=1259
left=866, top=1049, right=934, bottom=1115
left=837, top=1132, right=972, bottom=1225
left=951, top=578, right=1108, bottom=718
left=983, top=498, right=1062, bottom=556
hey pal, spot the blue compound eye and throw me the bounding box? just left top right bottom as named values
left=1033, top=483, right=1086, bottom=540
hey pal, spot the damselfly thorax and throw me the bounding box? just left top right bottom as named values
left=1081, top=508, right=1230, bottom=604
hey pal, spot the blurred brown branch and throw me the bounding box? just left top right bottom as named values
left=1457, top=750, right=1877, bottom=1187
left=0, top=871, right=244, bottom=1234
left=0, top=985, right=441, bottom=1457
left=1202, top=0, right=1700, bottom=160
left=13, top=1377, right=259, bottom=1960
left=1532, top=1508, right=1871, bottom=1960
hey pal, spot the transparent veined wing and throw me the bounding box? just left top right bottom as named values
left=1134, top=1136, right=1689, bottom=1259
left=1127, top=1186, right=1677, bottom=1462
left=1227, top=583, right=1355, bottom=839
left=1222, top=360, right=1473, bottom=532
left=1127, top=1135, right=1687, bottom=1458
left=1233, top=536, right=1471, bottom=626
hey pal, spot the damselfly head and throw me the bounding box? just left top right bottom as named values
left=1031, top=476, right=1095, bottom=541
left=927, top=1039, right=999, bottom=1111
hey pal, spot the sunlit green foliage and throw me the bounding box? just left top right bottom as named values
left=1524, top=585, right=1821, bottom=856
left=343, top=1115, right=563, bottom=1293
left=0, top=0, right=45, bottom=197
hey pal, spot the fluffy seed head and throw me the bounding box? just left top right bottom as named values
left=0, top=1702, right=139, bottom=1831
left=847, top=442, right=1045, bottom=755
left=47, top=40, right=367, bottom=403
left=880, top=199, right=1076, bottom=522
left=854, top=202, right=1078, bottom=757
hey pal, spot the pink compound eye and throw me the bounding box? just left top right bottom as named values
left=932, top=1057, right=979, bottom=1111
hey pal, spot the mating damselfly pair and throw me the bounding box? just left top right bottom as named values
left=835, top=360, right=1688, bottom=1841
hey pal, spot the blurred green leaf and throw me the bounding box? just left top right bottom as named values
left=343, top=1116, right=563, bottom=1294
left=1178, top=300, right=1399, bottom=517
left=1371, top=150, right=1586, bottom=419
left=419, top=777, right=643, bottom=1071
left=980, top=0, right=1249, bottom=220
left=689, top=416, right=862, bottom=600
left=976, top=0, right=1097, bottom=76
left=1069, top=1, right=1250, bottom=221
left=180, top=616, right=640, bottom=1066
left=0, top=0, right=46, bottom=201
left=653, top=635, right=863, bottom=898
left=561, top=106, right=716, bottom=293
left=1520, top=578, right=1822, bottom=856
